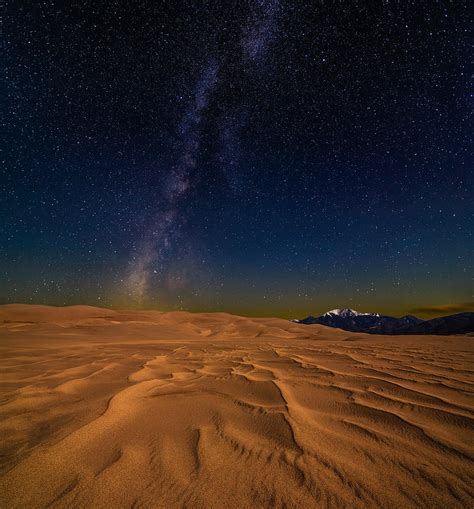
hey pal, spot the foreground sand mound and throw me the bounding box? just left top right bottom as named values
left=0, top=305, right=473, bottom=508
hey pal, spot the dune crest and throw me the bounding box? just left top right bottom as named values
left=0, top=305, right=473, bottom=508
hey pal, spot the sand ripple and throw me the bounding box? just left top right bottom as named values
left=0, top=305, right=473, bottom=508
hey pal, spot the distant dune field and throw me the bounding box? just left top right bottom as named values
left=0, top=305, right=473, bottom=508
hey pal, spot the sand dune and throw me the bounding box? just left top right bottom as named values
left=0, top=305, right=473, bottom=508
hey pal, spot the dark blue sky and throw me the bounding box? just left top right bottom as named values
left=2, top=1, right=472, bottom=317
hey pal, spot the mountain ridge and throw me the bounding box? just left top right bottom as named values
left=293, top=309, right=474, bottom=335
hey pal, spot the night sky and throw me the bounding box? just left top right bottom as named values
left=2, top=1, right=472, bottom=318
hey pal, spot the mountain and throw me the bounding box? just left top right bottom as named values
left=322, top=308, right=381, bottom=318
left=293, top=309, right=473, bottom=335
left=397, top=312, right=474, bottom=335
left=293, top=308, right=421, bottom=333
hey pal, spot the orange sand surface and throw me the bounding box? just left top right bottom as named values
left=0, top=304, right=473, bottom=508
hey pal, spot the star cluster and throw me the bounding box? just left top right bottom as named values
left=2, top=1, right=472, bottom=318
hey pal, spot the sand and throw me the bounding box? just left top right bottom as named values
left=0, top=304, right=473, bottom=508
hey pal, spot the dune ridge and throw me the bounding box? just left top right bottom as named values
left=0, top=305, right=473, bottom=508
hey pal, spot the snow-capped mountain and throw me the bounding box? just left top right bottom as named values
left=293, top=309, right=474, bottom=335
left=322, top=308, right=380, bottom=318
left=293, top=309, right=423, bottom=334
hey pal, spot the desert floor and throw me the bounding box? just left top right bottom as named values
left=0, top=305, right=473, bottom=508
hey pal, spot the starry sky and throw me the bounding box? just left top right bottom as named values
left=2, top=1, right=473, bottom=318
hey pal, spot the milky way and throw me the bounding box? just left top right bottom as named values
left=127, top=1, right=281, bottom=304
left=242, top=0, right=280, bottom=63
left=126, top=59, right=219, bottom=302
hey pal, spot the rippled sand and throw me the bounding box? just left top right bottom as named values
left=0, top=305, right=473, bottom=508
